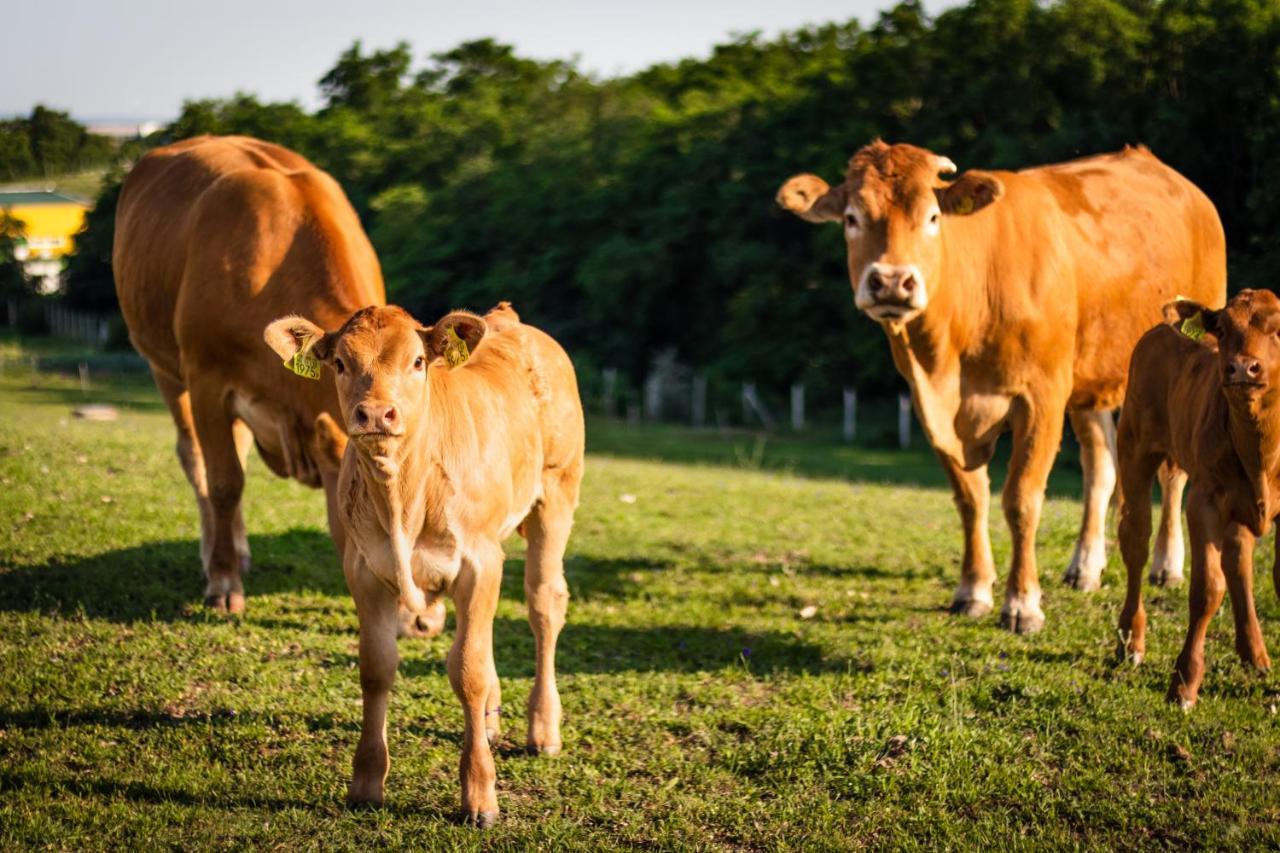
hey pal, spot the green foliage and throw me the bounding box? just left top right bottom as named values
left=0, top=106, right=115, bottom=181
left=59, top=0, right=1280, bottom=400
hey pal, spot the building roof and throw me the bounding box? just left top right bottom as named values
left=0, top=190, right=90, bottom=208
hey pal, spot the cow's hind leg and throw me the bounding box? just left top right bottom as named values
left=523, top=465, right=580, bottom=756
left=999, top=395, right=1066, bottom=634
left=152, top=370, right=217, bottom=579
left=231, top=418, right=254, bottom=573
left=1169, top=486, right=1226, bottom=709
left=1150, top=462, right=1187, bottom=587
left=188, top=377, right=248, bottom=613
left=1063, top=409, right=1116, bottom=592
left=937, top=453, right=996, bottom=618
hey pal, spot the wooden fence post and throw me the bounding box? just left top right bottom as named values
left=898, top=393, right=912, bottom=450
left=843, top=388, right=857, bottom=443
left=790, top=383, right=804, bottom=431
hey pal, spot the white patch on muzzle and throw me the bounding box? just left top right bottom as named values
left=854, top=262, right=929, bottom=321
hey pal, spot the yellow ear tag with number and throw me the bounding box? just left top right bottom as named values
left=1180, top=311, right=1206, bottom=342
left=443, top=326, right=470, bottom=368
left=285, top=334, right=322, bottom=380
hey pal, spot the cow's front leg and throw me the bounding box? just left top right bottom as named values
left=346, top=555, right=399, bottom=806
left=999, top=396, right=1065, bottom=633
left=448, top=545, right=503, bottom=827
left=189, top=378, right=248, bottom=613
left=936, top=452, right=996, bottom=617
left=1063, top=409, right=1116, bottom=592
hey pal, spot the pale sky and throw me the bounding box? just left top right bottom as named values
left=6, top=0, right=958, bottom=121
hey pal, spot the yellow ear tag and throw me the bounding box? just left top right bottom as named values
left=443, top=325, right=470, bottom=368
left=953, top=196, right=974, bottom=215
left=285, top=334, right=322, bottom=380
left=1180, top=311, right=1206, bottom=342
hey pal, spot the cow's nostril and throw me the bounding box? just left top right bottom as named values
left=901, top=275, right=916, bottom=294
left=355, top=407, right=368, bottom=425
left=1248, top=361, right=1262, bottom=376
left=384, top=407, right=396, bottom=423
left=869, top=273, right=885, bottom=293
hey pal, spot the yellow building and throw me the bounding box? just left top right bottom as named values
left=1, top=190, right=91, bottom=293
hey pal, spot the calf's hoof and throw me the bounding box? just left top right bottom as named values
left=1147, top=567, right=1185, bottom=588
left=464, top=809, right=499, bottom=829
left=346, top=782, right=385, bottom=808
left=1062, top=545, right=1104, bottom=592
left=526, top=741, right=562, bottom=757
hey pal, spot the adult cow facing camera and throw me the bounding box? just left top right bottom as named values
left=778, top=141, right=1225, bottom=632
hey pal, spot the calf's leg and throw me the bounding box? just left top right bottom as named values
left=1169, top=487, right=1226, bottom=709
left=1222, top=521, right=1269, bottom=673
left=448, top=546, right=503, bottom=827
left=523, top=466, right=580, bottom=755
left=1064, top=409, right=1116, bottom=592
left=346, top=555, right=399, bottom=805
left=1115, top=446, right=1164, bottom=664
left=936, top=452, right=996, bottom=617
left=1150, top=462, right=1187, bottom=587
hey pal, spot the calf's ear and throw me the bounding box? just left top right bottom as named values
left=1167, top=300, right=1221, bottom=339
left=264, top=315, right=333, bottom=362
left=776, top=174, right=847, bottom=223
left=938, top=171, right=1004, bottom=216
left=421, top=311, right=489, bottom=367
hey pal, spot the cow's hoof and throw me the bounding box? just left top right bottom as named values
left=465, top=810, right=499, bottom=829
left=526, top=742, right=561, bottom=757
left=999, top=602, right=1045, bottom=634
left=203, top=592, right=244, bottom=614
left=1062, top=567, right=1102, bottom=592
left=948, top=587, right=993, bottom=618
left=1062, top=544, right=1105, bottom=592
left=1148, top=567, right=1185, bottom=588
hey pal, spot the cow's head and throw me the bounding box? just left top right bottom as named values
left=776, top=140, right=1003, bottom=324
left=264, top=306, right=487, bottom=454
left=1172, top=289, right=1280, bottom=405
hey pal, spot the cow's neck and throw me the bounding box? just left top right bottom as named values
left=881, top=269, right=979, bottom=466
left=1225, top=390, right=1280, bottom=531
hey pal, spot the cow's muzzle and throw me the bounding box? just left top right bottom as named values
left=350, top=401, right=405, bottom=438
left=856, top=263, right=928, bottom=320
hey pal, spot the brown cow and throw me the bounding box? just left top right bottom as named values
left=264, top=302, right=584, bottom=825
left=778, top=141, right=1225, bottom=632
left=112, top=135, right=447, bottom=628
left=1118, top=290, right=1280, bottom=708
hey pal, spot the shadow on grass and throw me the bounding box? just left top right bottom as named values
left=1, top=374, right=168, bottom=414
left=0, top=769, right=317, bottom=811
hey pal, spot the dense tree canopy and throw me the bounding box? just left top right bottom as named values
left=0, top=106, right=115, bottom=181
left=61, top=0, right=1280, bottom=410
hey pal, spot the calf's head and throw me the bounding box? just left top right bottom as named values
left=777, top=140, right=1003, bottom=324
left=1174, top=289, right=1280, bottom=404
left=264, top=306, right=487, bottom=453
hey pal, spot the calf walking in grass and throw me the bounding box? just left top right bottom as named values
left=265, top=302, right=584, bottom=825
left=1117, top=290, right=1280, bottom=708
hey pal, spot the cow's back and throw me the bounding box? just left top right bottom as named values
left=1026, top=147, right=1226, bottom=409
left=113, top=135, right=383, bottom=385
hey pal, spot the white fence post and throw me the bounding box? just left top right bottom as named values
left=898, top=393, right=912, bottom=450
left=644, top=373, right=662, bottom=421
left=691, top=375, right=707, bottom=429
left=601, top=368, right=617, bottom=418
left=742, top=382, right=775, bottom=431
left=790, top=383, right=804, bottom=431
left=843, top=388, right=857, bottom=443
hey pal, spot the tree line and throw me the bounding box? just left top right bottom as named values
left=57, top=0, right=1280, bottom=409
left=0, top=106, right=116, bottom=181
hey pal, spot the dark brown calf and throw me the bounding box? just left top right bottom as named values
left=1117, top=289, right=1280, bottom=708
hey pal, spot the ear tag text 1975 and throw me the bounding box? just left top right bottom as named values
left=285, top=334, right=322, bottom=380
left=443, top=326, right=470, bottom=368
left=1173, top=295, right=1206, bottom=342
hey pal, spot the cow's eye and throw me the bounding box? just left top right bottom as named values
left=413, top=356, right=425, bottom=370
left=844, top=212, right=859, bottom=229
left=334, top=358, right=345, bottom=375
left=929, top=211, right=940, bottom=225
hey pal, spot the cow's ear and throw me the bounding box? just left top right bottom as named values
left=264, top=315, right=333, bottom=362
left=776, top=174, right=847, bottom=224
left=938, top=171, right=1004, bottom=216
left=420, top=311, right=488, bottom=367
left=1168, top=300, right=1222, bottom=339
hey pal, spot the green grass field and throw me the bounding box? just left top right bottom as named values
left=3, top=346, right=1280, bottom=849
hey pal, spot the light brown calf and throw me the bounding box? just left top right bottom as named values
left=778, top=141, right=1225, bottom=632
left=265, top=302, right=584, bottom=825
left=1117, top=290, right=1280, bottom=708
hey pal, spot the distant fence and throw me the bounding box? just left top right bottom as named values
left=597, top=362, right=914, bottom=448
left=45, top=303, right=112, bottom=348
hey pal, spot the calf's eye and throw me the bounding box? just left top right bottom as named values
left=334, top=358, right=345, bottom=375
left=413, top=356, right=425, bottom=370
